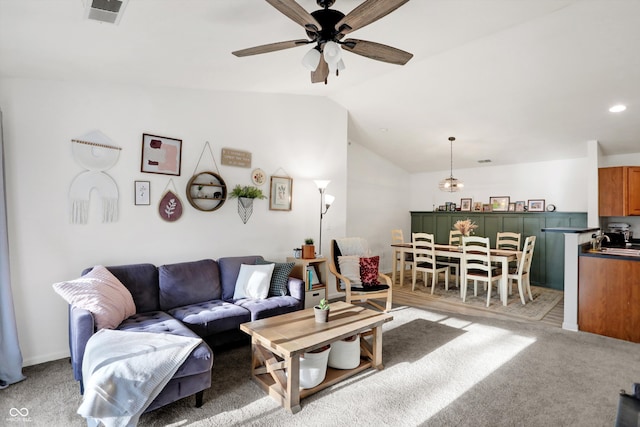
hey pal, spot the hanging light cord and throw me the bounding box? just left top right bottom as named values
left=449, top=136, right=455, bottom=180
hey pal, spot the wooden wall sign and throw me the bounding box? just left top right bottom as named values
left=221, top=148, right=251, bottom=168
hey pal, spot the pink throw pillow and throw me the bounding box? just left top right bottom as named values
left=52, top=265, right=136, bottom=330
left=359, top=256, right=380, bottom=287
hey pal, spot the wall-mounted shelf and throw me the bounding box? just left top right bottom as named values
left=186, top=171, right=227, bottom=211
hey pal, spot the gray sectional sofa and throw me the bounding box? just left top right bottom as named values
left=68, top=255, right=305, bottom=412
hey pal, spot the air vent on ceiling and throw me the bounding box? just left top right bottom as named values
left=84, top=0, right=129, bottom=25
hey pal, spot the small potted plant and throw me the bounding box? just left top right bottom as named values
left=314, top=298, right=330, bottom=323
left=302, top=238, right=315, bottom=259
left=228, top=185, right=266, bottom=224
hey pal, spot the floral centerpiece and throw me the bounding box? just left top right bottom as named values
left=453, top=218, right=478, bottom=236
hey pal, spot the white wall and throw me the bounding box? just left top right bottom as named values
left=343, top=141, right=411, bottom=279
left=0, top=78, right=348, bottom=365
left=410, top=157, right=589, bottom=213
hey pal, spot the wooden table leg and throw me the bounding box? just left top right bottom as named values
left=392, top=251, right=398, bottom=285
left=500, top=258, right=508, bottom=306
left=371, top=325, right=384, bottom=369
left=284, top=354, right=301, bottom=414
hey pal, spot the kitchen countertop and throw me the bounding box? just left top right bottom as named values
left=580, top=244, right=640, bottom=261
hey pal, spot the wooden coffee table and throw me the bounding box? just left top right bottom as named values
left=239, top=301, right=393, bottom=413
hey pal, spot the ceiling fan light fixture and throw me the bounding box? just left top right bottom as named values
left=302, top=47, right=321, bottom=71
left=323, top=41, right=342, bottom=65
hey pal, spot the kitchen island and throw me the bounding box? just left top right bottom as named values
left=579, top=244, right=640, bottom=343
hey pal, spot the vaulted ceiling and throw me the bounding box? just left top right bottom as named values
left=1, top=0, right=639, bottom=173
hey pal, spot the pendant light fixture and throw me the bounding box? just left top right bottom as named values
left=439, top=136, right=464, bottom=192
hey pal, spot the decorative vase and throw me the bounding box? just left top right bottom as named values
left=328, top=335, right=361, bottom=370
left=314, top=307, right=329, bottom=323
left=302, top=244, right=315, bottom=259
left=299, top=345, right=331, bottom=389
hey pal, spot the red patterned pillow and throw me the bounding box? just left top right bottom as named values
left=359, top=256, right=379, bottom=287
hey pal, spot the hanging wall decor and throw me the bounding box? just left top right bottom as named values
left=158, top=179, right=183, bottom=222
left=186, top=142, right=227, bottom=212
left=141, top=133, right=182, bottom=176
left=69, top=131, right=121, bottom=224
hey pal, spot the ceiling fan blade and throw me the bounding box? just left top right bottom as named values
left=342, top=38, right=413, bottom=65
left=311, top=56, right=329, bottom=83
left=232, top=39, right=310, bottom=57
left=265, top=0, right=322, bottom=32
left=335, top=0, right=409, bottom=35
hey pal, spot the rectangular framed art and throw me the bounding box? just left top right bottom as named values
left=473, top=202, right=483, bottom=212
left=269, top=176, right=293, bottom=211
left=490, top=196, right=510, bottom=212
left=141, top=133, right=182, bottom=176
left=134, top=181, right=150, bottom=205
left=515, top=201, right=526, bottom=212
left=460, top=198, right=472, bottom=211
left=528, top=199, right=545, bottom=212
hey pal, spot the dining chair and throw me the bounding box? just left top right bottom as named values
left=507, top=236, right=536, bottom=304
left=437, top=230, right=462, bottom=287
left=391, top=229, right=412, bottom=285
left=411, top=233, right=449, bottom=294
left=461, top=236, right=504, bottom=307
left=496, top=231, right=521, bottom=251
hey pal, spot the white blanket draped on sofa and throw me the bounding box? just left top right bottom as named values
left=78, top=329, right=202, bottom=427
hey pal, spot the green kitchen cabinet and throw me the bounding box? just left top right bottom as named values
left=410, top=211, right=587, bottom=290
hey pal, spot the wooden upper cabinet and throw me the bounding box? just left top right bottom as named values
left=599, top=166, right=640, bottom=216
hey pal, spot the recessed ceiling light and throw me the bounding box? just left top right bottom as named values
left=477, top=159, right=492, bottom=164
left=609, top=104, right=627, bottom=113
left=379, top=128, right=389, bottom=132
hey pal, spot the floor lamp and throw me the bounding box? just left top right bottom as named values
left=314, top=180, right=334, bottom=257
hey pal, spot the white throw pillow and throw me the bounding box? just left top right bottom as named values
left=52, top=265, right=136, bottom=330
left=338, top=255, right=362, bottom=288
left=233, top=263, right=275, bottom=300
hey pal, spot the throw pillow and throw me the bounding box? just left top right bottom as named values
left=338, top=255, right=361, bottom=289
left=233, top=263, right=275, bottom=300
left=52, top=265, right=136, bottom=330
left=359, top=256, right=380, bottom=287
left=256, top=259, right=295, bottom=297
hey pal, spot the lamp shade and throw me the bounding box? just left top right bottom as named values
left=314, top=180, right=330, bottom=190
left=325, top=194, right=335, bottom=207
left=302, top=48, right=321, bottom=71
left=323, top=41, right=341, bottom=66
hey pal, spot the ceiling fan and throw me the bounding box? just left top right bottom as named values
left=232, top=0, right=413, bottom=84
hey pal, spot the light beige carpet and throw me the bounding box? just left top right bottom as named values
left=397, top=272, right=563, bottom=321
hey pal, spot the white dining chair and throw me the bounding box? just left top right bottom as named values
left=507, top=236, right=536, bottom=304
left=391, top=229, right=412, bottom=285
left=461, top=236, right=504, bottom=307
left=496, top=231, right=521, bottom=251
left=411, top=233, right=449, bottom=294
left=438, top=230, right=462, bottom=287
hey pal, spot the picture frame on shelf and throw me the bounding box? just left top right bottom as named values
left=460, top=198, right=472, bottom=211
left=489, top=196, right=510, bottom=212
left=269, top=176, right=293, bottom=211
left=134, top=181, right=150, bottom=205
left=141, top=133, right=182, bottom=176
left=483, top=204, right=492, bottom=212
left=508, top=202, right=516, bottom=212
left=515, top=201, right=526, bottom=212
left=528, top=199, right=545, bottom=212
left=473, top=202, right=483, bottom=212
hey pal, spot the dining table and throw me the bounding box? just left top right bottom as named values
left=391, top=242, right=522, bottom=306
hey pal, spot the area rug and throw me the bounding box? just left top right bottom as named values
left=398, top=272, right=563, bottom=321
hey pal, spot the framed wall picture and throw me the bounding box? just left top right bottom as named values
left=528, top=199, right=545, bottom=212
left=490, top=196, right=510, bottom=212
left=269, top=176, right=292, bottom=211
left=141, top=133, right=182, bottom=176
left=515, top=201, right=526, bottom=212
left=134, top=181, right=150, bottom=205
left=460, top=198, right=472, bottom=211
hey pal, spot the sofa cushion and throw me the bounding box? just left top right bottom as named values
left=218, top=256, right=264, bottom=301
left=82, top=263, right=159, bottom=314
left=235, top=295, right=303, bottom=321
left=167, top=300, right=251, bottom=337
left=233, top=263, right=274, bottom=300
left=54, top=265, right=137, bottom=330
left=158, top=259, right=221, bottom=311
left=117, top=311, right=213, bottom=379
left=256, top=259, right=295, bottom=297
